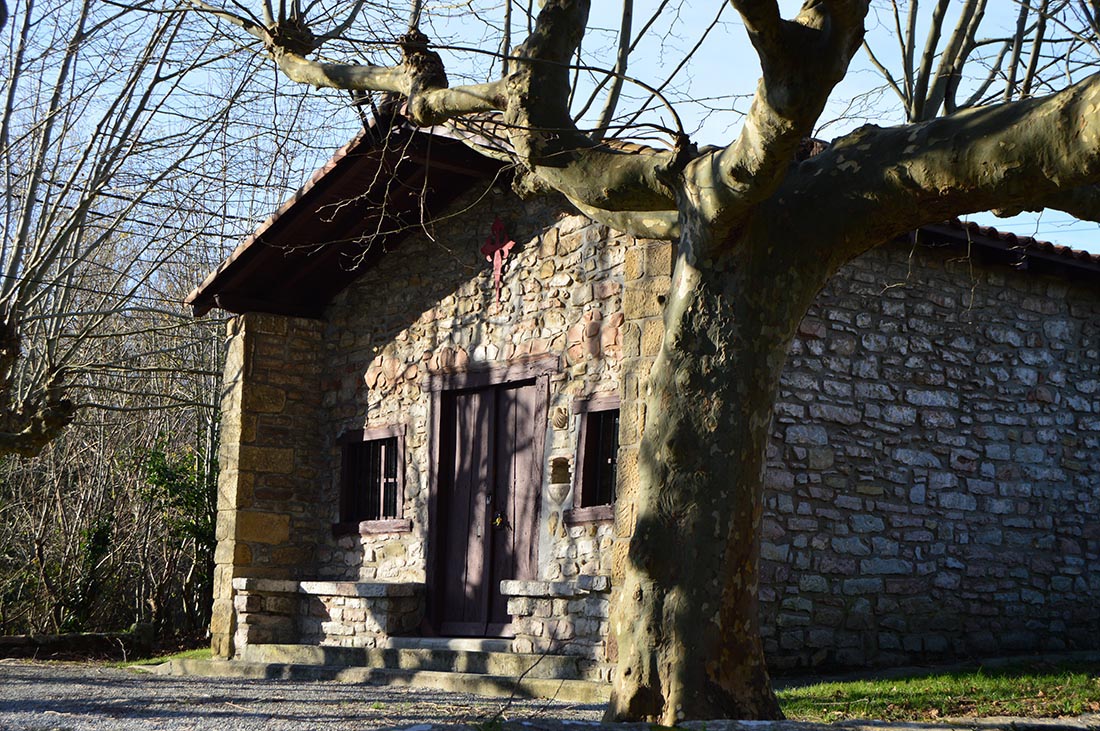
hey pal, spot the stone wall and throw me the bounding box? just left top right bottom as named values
left=758, top=241, right=1100, bottom=671
left=210, top=313, right=327, bottom=658
left=314, top=191, right=639, bottom=595
left=503, top=577, right=613, bottom=681
left=231, top=578, right=422, bottom=652
left=212, top=185, right=1099, bottom=671
left=297, top=581, right=423, bottom=647
left=605, top=239, right=674, bottom=668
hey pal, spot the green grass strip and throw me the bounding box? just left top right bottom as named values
left=779, top=661, right=1100, bottom=722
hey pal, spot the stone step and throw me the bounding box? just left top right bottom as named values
left=239, top=643, right=587, bottom=681
left=161, top=659, right=611, bottom=704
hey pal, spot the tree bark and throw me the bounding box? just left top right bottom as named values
left=607, top=216, right=827, bottom=723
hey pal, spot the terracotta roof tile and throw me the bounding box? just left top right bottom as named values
left=947, top=219, right=1100, bottom=268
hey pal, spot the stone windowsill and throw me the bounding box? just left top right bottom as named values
left=562, top=505, right=614, bottom=524
left=500, top=575, right=611, bottom=598
left=331, top=518, right=413, bottom=536
left=232, top=577, right=422, bottom=598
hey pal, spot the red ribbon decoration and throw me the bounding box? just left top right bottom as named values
left=480, top=217, right=515, bottom=304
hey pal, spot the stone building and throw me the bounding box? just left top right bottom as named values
left=187, top=118, right=1100, bottom=686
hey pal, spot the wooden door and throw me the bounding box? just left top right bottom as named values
left=434, top=378, right=543, bottom=637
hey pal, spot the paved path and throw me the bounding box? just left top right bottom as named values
left=3, top=659, right=1098, bottom=731
left=0, top=660, right=603, bottom=730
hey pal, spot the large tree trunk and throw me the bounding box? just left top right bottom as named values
left=607, top=220, right=826, bottom=723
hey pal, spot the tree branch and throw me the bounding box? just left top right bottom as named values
left=927, top=0, right=986, bottom=116
left=862, top=40, right=906, bottom=103
left=789, top=71, right=1100, bottom=267
left=1022, top=0, right=1052, bottom=98
left=1004, top=0, right=1032, bottom=100
left=730, top=0, right=782, bottom=46
left=568, top=198, right=679, bottom=240
left=592, top=0, right=632, bottom=142
left=188, top=0, right=267, bottom=42
left=491, top=1, right=678, bottom=214
left=994, top=183, right=1100, bottom=221
left=271, top=52, right=507, bottom=122
left=0, top=354, right=76, bottom=458
left=688, top=0, right=870, bottom=231
left=910, top=0, right=950, bottom=120
left=203, top=0, right=679, bottom=216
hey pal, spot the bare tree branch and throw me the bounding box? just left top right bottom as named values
left=1004, top=0, right=1032, bottom=100
left=899, top=0, right=916, bottom=100
left=272, top=51, right=507, bottom=122
left=910, top=0, right=950, bottom=120
left=691, top=0, right=870, bottom=232
left=188, top=0, right=268, bottom=41
left=926, top=0, right=986, bottom=115
left=862, top=40, right=906, bottom=102
left=591, top=0, right=632, bottom=142
left=792, top=71, right=1100, bottom=265
left=1022, top=0, right=1053, bottom=98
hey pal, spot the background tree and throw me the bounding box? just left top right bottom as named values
left=0, top=0, right=359, bottom=456
left=0, top=303, right=222, bottom=638
left=0, top=0, right=361, bottom=638
left=192, top=0, right=1100, bottom=722
left=864, top=0, right=1100, bottom=123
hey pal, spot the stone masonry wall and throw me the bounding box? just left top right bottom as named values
left=314, top=190, right=641, bottom=597
left=296, top=581, right=423, bottom=647
left=230, top=578, right=422, bottom=652
left=210, top=313, right=326, bottom=658
left=759, top=241, right=1100, bottom=671
left=216, top=183, right=1098, bottom=671
left=502, top=576, right=613, bottom=681
left=605, top=239, right=674, bottom=668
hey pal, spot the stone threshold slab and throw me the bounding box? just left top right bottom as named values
left=159, top=658, right=610, bottom=704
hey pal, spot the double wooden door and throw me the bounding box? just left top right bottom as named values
left=433, top=378, right=545, bottom=637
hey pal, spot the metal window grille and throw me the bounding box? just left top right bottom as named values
left=344, top=436, right=400, bottom=521
left=581, top=409, right=619, bottom=507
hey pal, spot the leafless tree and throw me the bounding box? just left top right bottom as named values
left=0, top=0, right=348, bottom=456
left=0, top=340, right=221, bottom=637
left=192, top=0, right=1100, bottom=721
left=0, top=0, right=363, bottom=639
left=865, top=0, right=1100, bottom=122
left=0, top=198, right=228, bottom=637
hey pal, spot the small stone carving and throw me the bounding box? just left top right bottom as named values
left=551, top=406, right=569, bottom=430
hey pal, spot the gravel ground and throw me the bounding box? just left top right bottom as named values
left=0, top=660, right=605, bottom=731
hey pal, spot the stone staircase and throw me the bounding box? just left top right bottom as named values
left=161, top=638, right=610, bottom=704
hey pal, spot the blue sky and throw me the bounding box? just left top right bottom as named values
left=572, top=1, right=1100, bottom=255
left=276, top=1, right=1099, bottom=256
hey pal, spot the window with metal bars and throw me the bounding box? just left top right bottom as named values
left=565, top=395, right=620, bottom=524
left=579, top=408, right=619, bottom=507
left=339, top=426, right=404, bottom=526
